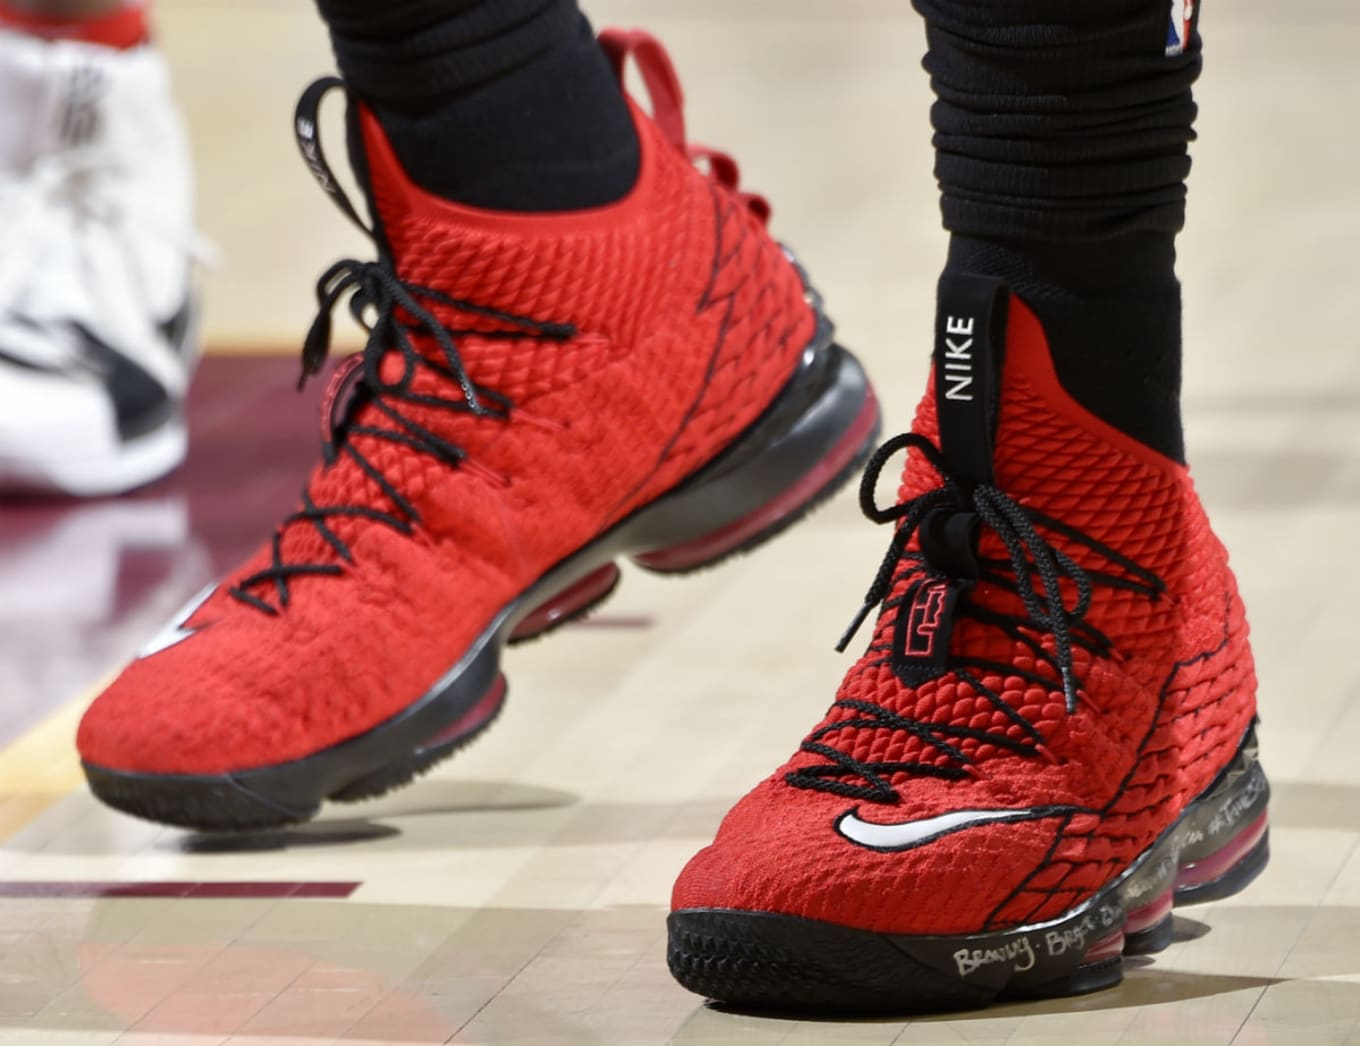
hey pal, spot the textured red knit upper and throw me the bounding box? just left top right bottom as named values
left=78, top=84, right=813, bottom=775
left=672, top=300, right=1256, bottom=935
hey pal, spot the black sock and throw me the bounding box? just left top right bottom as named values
left=313, top=0, right=640, bottom=213
left=912, top=0, right=1202, bottom=462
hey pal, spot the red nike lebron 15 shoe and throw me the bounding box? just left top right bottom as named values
left=668, top=276, right=1267, bottom=1012
left=76, top=32, right=880, bottom=831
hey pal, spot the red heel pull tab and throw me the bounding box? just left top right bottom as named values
left=599, top=27, right=773, bottom=226
left=598, top=28, right=687, bottom=151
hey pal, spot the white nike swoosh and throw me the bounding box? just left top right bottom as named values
left=836, top=806, right=1075, bottom=852
left=138, top=584, right=216, bottom=659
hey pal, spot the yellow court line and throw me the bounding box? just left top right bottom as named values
left=0, top=677, right=108, bottom=843
left=0, top=348, right=363, bottom=840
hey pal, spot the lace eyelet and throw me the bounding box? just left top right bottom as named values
left=1034, top=744, right=1063, bottom=766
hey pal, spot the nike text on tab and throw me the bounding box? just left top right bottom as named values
left=835, top=806, right=1073, bottom=852
left=943, top=315, right=975, bottom=401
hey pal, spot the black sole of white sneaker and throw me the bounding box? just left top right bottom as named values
left=666, top=725, right=1269, bottom=1015
left=0, top=297, right=199, bottom=497
left=82, top=311, right=881, bottom=832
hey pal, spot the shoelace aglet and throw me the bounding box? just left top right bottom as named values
left=835, top=601, right=875, bottom=654
left=1061, top=664, right=1079, bottom=715
left=298, top=310, right=332, bottom=391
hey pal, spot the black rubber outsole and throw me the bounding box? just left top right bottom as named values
left=668, top=726, right=1270, bottom=1015
left=83, top=694, right=507, bottom=833
left=84, top=304, right=881, bottom=833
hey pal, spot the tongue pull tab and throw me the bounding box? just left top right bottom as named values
left=597, top=28, right=771, bottom=225
left=598, top=29, right=687, bottom=151
left=933, top=274, right=1009, bottom=489
left=294, top=77, right=375, bottom=241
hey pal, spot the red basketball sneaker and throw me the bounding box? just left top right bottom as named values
left=76, top=31, right=880, bottom=831
left=668, top=276, right=1267, bottom=1012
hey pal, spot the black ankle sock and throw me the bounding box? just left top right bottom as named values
left=912, top=0, right=1201, bottom=462
left=948, top=235, right=1184, bottom=463
left=314, top=0, right=639, bottom=212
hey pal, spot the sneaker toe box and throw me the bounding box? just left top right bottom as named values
left=671, top=777, right=1081, bottom=936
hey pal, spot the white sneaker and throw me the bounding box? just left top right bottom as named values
left=0, top=30, right=199, bottom=497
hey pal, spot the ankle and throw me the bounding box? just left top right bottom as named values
left=366, top=24, right=640, bottom=213
left=946, top=234, right=1185, bottom=463
left=319, top=0, right=639, bottom=212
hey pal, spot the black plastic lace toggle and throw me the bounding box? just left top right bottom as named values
left=918, top=507, right=981, bottom=581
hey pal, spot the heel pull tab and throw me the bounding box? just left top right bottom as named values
left=598, top=28, right=771, bottom=223
left=598, top=29, right=686, bottom=150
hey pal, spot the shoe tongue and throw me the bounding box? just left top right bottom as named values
left=932, top=274, right=1009, bottom=489
left=883, top=276, right=1010, bottom=683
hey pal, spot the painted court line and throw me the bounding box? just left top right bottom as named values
left=0, top=881, right=359, bottom=899
left=0, top=679, right=101, bottom=843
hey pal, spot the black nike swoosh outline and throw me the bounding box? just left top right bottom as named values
left=69, top=322, right=177, bottom=441
left=1, top=298, right=194, bottom=441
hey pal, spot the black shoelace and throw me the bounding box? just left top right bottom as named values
left=787, top=432, right=1165, bottom=804
left=226, top=256, right=574, bottom=616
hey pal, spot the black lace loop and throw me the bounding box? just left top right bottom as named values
left=793, top=433, right=1166, bottom=803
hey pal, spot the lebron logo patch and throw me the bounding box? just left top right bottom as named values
left=903, top=581, right=950, bottom=660
left=893, top=577, right=967, bottom=682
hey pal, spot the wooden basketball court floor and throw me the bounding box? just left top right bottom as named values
left=2, top=1, right=1358, bottom=1042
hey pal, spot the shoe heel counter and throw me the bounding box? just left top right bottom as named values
left=691, top=202, right=819, bottom=427
left=623, top=181, right=822, bottom=508
left=1169, top=491, right=1260, bottom=797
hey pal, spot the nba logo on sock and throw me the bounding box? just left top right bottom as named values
left=1166, top=0, right=1195, bottom=57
